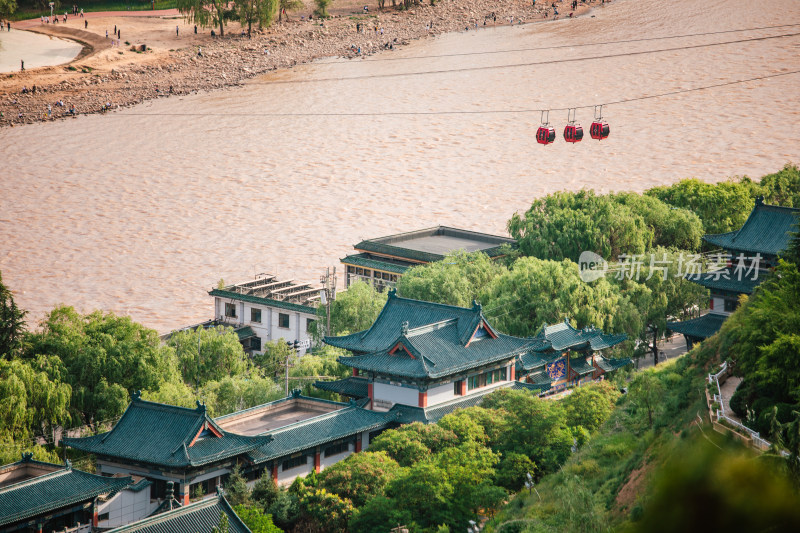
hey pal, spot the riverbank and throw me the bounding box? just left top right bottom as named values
left=0, top=0, right=602, bottom=126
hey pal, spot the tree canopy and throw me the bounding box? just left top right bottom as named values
left=316, top=281, right=387, bottom=339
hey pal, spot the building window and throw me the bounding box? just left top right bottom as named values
left=225, top=302, right=237, bottom=318
left=282, top=455, right=307, bottom=471
left=468, top=368, right=507, bottom=391
left=454, top=380, right=464, bottom=396
left=347, top=266, right=355, bottom=274
left=251, top=308, right=262, bottom=323
left=98, top=513, right=110, bottom=522
left=724, top=299, right=738, bottom=312
left=249, top=336, right=262, bottom=352
left=324, top=441, right=350, bottom=457
left=306, top=319, right=316, bottom=333
left=278, top=313, right=290, bottom=328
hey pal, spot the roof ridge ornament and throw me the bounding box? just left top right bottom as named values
left=65, top=459, right=72, bottom=470
left=755, top=195, right=764, bottom=206
left=291, top=388, right=302, bottom=398
left=21, top=452, right=33, bottom=462
left=196, top=400, right=206, bottom=413
left=388, top=288, right=397, bottom=299
left=132, top=390, right=142, bottom=401
left=401, top=321, right=409, bottom=336
left=472, top=300, right=482, bottom=312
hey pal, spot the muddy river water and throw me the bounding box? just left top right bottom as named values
left=1, top=0, right=799, bottom=332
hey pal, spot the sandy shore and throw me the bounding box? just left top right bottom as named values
left=1, top=0, right=601, bottom=127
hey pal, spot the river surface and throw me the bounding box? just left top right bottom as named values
left=0, top=30, right=82, bottom=73
left=1, top=0, right=799, bottom=333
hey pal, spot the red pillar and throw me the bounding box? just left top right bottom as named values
left=418, top=391, right=427, bottom=407
left=272, top=464, right=279, bottom=483
left=367, top=382, right=373, bottom=409
left=181, top=484, right=190, bottom=505
left=460, top=380, right=467, bottom=396
left=509, top=364, right=515, bottom=381
left=37, top=524, right=43, bottom=533
left=355, top=437, right=362, bottom=453
left=352, top=368, right=359, bottom=377
left=710, top=298, right=714, bottom=310
left=314, top=452, right=321, bottom=473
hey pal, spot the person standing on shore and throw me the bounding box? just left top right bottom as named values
left=20, top=60, right=24, bottom=71
left=118, top=29, right=121, bottom=40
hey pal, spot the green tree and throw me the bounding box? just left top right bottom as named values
left=645, top=177, right=763, bottom=235
left=277, top=0, right=303, bottom=21
left=255, top=339, right=294, bottom=378
left=0, top=0, right=16, bottom=18
left=0, top=271, right=26, bottom=359
left=313, top=0, right=331, bottom=18
left=397, top=250, right=506, bottom=308
left=481, top=389, right=573, bottom=475
left=561, top=381, right=620, bottom=433
left=296, top=486, right=354, bottom=533
left=495, top=452, right=536, bottom=491
left=27, top=307, right=178, bottom=426
left=200, top=374, right=283, bottom=416
left=760, top=163, right=800, bottom=207
left=226, top=464, right=252, bottom=506
left=0, top=356, right=71, bottom=439
left=348, top=495, right=415, bottom=533
left=252, top=473, right=280, bottom=508
left=212, top=512, right=230, bottom=533
left=316, top=281, right=387, bottom=339
left=480, top=257, right=632, bottom=338
left=385, top=461, right=454, bottom=529
left=507, top=190, right=652, bottom=262
left=168, top=326, right=248, bottom=388
left=368, top=423, right=458, bottom=466
left=177, top=0, right=228, bottom=37
left=609, top=192, right=704, bottom=251
left=236, top=0, right=278, bottom=36
left=318, top=451, right=400, bottom=507
left=233, top=505, right=283, bottom=533
left=628, top=370, right=664, bottom=427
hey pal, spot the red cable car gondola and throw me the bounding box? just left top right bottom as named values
left=590, top=105, right=610, bottom=140
left=536, top=110, right=556, bottom=145
left=563, top=108, right=583, bottom=143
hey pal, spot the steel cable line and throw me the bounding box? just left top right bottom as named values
left=323, top=23, right=800, bottom=65
left=121, top=69, right=800, bottom=117
left=240, top=31, right=800, bottom=86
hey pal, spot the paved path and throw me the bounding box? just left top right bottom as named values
left=12, top=9, right=180, bottom=29
left=719, top=375, right=743, bottom=422
left=636, top=335, right=688, bottom=370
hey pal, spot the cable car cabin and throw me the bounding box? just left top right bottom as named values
left=563, top=124, right=583, bottom=143
left=590, top=121, right=610, bottom=140
left=536, top=126, right=556, bottom=145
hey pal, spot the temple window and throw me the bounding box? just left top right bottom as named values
left=225, top=303, right=237, bottom=318
left=278, top=313, right=290, bottom=328
left=251, top=308, right=262, bottom=323
left=282, top=455, right=307, bottom=471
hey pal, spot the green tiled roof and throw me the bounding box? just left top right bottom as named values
left=313, top=377, right=369, bottom=398
left=214, top=390, right=346, bottom=424
left=64, top=396, right=271, bottom=468
left=536, top=320, right=627, bottom=352
left=341, top=254, right=409, bottom=275
left=517, top=351, right=559, bottom=372
left=329, top=291, right=533, bottom=379
left=570, top=358, right=595, bottom=376
left=667, top=313, right=727, bottom=340
left=354, top=227, right=515, bottom=264
left=209, top=289, right=317, bottom=315
left=0, top=459, right=133, bottom=527
left=511, top=380, right=552, bottom=393
left=595, top=356, right=632, bottom=372
left=325, top=290, right=490, bottom=353
left=128, top=479, right=153, bottom=492
left=686, top=267, right=763, bottom=294
left=703, top=199, right=799, bottom=256
left=105, top=494, right=250, bottom=533
left=235, top=326, right=256, bottom=340
left=248, top=405, right=396, bottom=464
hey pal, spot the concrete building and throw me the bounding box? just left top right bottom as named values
left=341, top=226, right=516, bottom=290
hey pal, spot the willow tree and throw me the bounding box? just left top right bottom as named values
left=177, top=0, right=228, bottom=37
left=237, top=0, right=279, bottom=36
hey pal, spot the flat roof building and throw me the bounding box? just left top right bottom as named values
left=341, top=226, right=516, bottom=290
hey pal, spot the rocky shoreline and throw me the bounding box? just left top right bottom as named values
left=1, top=0, right=600, bottom=127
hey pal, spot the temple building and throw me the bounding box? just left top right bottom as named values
left=668, top=198, right=799, bottom=349
left=104, top=491, right=251, bottom=533
left=63, top=391, right=397, bottom=493
left=341, top=226, right=515, bottom=291
left=316, top=291, right=630, bottom=420
left=515, top=321, right=630, bottom=392
left=0, top=454, right=138, bottom=533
